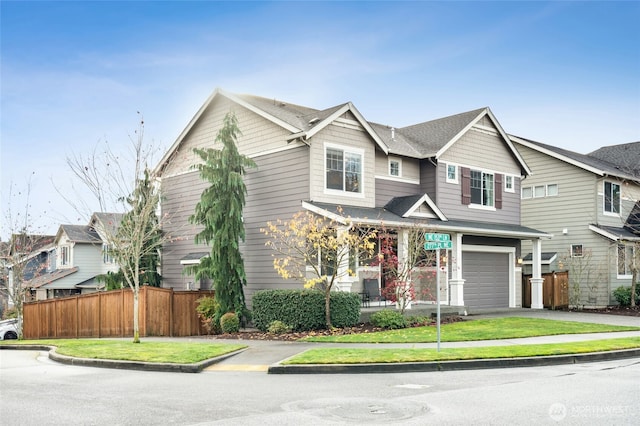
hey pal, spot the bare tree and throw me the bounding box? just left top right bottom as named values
left=0, top=176, right=52, bottom=337
left=65, top=115, right=171, bottom=343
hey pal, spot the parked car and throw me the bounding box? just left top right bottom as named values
left=0, top=318, right=18, bottom=340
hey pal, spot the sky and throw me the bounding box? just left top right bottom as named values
left=1, top=1, right=639, bottom=238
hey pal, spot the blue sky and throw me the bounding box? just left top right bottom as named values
left=1, top=1, right=639, bottom=237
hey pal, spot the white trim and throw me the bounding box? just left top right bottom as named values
left=602, top=180, right=622, bottom=216
left=301, top=201, right=347, bottom=225
left=468, top=204, right=497, bottom=212
left=616, top=243, right=635, bottom=279
left=324, top=143, right=365, bottom=197
left=445, top=163, right=458, bottom=184
left=388, top=157, right=402, bottom=178
left=462, top=244, right=517, bottom=308
left=374, top=175, right=420, bottom=185
left=504, top=175, right=515, bottom=193
left=404, top=193, right=448, bottom=221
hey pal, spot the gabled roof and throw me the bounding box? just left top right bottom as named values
left=588, top=141, right=640, bottom=177
left=624, top=201, right=640, bottom=234
left=56, top=225, right=102, bottom=244
left=589, top=224, right=640, bottom=243
left=384, top=194, right=447, bottom=221
left=510, top=135, right=640, bottom=182
left=90, top=212, right=124, bottom=239
left=27, top=267, right=79, bottom=289
left=303, top=201, right=551, bottom=240
left=155, top=89, right=530, bottom=175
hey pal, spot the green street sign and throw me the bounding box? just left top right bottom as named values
left=424, top=241, right=452, bottom=250
left=424, top=233, right=451, bottom=242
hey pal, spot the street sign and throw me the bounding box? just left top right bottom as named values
left=424, top=233, right=450, bottom=242
left=424, top=241, right=452, bottom=250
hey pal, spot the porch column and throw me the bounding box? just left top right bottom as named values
left=530, top=238, right=544, bottom=309
left=334, top=226, right=352, bottom=292
left=449, top=232, right=465, bottom=306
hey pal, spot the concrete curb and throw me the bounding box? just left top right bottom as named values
left=0, top=344, right=248, bottom=373
left=267, top=348, right=640, bottom=374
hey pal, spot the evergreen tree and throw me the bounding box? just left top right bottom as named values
left=187, top=112, right=256, bottom=322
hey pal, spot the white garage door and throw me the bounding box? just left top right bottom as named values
left=462, top=251, right=509, bottom=310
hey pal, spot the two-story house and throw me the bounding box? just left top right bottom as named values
left=511, top=137, right=640, bottom=307
left=26, top=213, right=122, bottom=300
left=155, top=89, right=551, bottom=312
left=4, top=234, right=55, bottom=306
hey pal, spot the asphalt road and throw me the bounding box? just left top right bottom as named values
left=1, top=349, right=638, bottom=425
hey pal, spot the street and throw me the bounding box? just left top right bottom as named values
left=1, top=349, right=638, bottom=425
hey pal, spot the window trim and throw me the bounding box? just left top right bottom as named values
left=324, top=143, right=365, bottom=197
left=504, top=175, right=515, bottom=193
left=470, top=169, right=495, bottom=207
left=546, top=183, right=559, bottom=197
left=60, top=245, right=72, bottom=267
left=603, top=181, right=621, bottom=216
left=617, top=244, right=634, bottom=279
left=446, top=163, right=458, bottom=184
left=521, top=186, right=532, bottom=199
left=388, top=157, right=402, bottom=178
left=571, top=244, right=583, bottom=258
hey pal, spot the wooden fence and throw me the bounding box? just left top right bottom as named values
left=22, top=287, right=214, bottom=339
left=522, top=271, right=569, bottom=309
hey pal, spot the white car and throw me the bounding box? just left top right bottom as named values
left=0, top=318, right=18, bottom=340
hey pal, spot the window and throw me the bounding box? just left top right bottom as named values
left=389, top=158, right=401, bottom=177
left=505, top=175, right=514, bottom=192
left=446, top=164, right=458, bottom=183
left=103, top=244, right=114, bottom=264
left=534, top=185, right=546, bottom=198
left=571, top=244, right=583, bottom=258
left=60, top=246, right=71, bottom=266
left=617, top=244, right=634, bottom=277
left=604, top=181, right=621, bottom=214
left=470, top=170, right=494, bottom=207
left=521, top=186, right=532, bottom=199
left=326, top=146, right=362, bottom=193
left=547, top=184, right=559, bottom=197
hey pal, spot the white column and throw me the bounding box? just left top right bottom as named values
left=334, top=226, right=352, bottom=292
left=449, top=232, right=465, bottom=306
left=530, top=238, right=544, bottom=309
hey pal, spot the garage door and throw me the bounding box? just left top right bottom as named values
left=462, top=251, right=509, bottom=310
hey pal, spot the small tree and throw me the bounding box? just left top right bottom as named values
left=66, top=115, right=169, bottom=343
left=262, top=209, right=377, bottom=329
left=560, top=248, right=606, bottom=309
left=186, top=112, right=256, bottom=325
left=0, top=177, right=51, bottom=337
left=372, top=227, right=438, bottom=314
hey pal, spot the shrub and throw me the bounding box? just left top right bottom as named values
left=252, top=289, right=361, bottom=332
left=369, top=309, right=407, bottom=329
left=613, top=286, right=640, bottom=307
left=196, top=297, right=221, bottom=334
left=267, top=320, right=292, bottom=334
left=220, top=312, right=240, bottom=333
left=406, top=315, right=431, bottom=327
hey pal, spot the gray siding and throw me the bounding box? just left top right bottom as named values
left=243, top=146, right=311, bottom=301
left=437, top=165, right=521, bottom=224
left=160, top=146, right=312, bottom=302
left=375, top=179, right=420, bottom=207
left=420, top=159, right=437, bottom=200
left=46, top=244, right=104, bottom=289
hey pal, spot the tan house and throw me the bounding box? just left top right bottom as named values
left=511, top=137, right=640, bottom=307
left=155, top=89, right=551, bottom=312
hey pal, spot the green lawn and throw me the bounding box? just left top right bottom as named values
left=302, top=317, right=640, bottom=343
left=2, top=340, right=246, bottom=364
left=284, top=337, right=640, bottom=364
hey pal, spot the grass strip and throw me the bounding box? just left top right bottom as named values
left=284, top=337, right=640, bottom=364
left=3, top=340, right=246, bottom=364
left=302, top=317, right=640, bottom=343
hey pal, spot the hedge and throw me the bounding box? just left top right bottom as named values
left=252, top=289, right=361, bottom=331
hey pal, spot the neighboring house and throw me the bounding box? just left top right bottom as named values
left=155, top=89, right=551, bottom=312
left=511, top=137, right=640, bottom=307
left=4, top=234, right=55, bottom=306
left=26, top=213, right=123, bottom=300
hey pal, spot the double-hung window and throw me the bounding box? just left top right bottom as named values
left=617, top=244, right=634, bottom=277
left=604, top=181, right=621, bottom=214
left=60, top=246, right=71, bottom=267
left=470, top=170, right=494, bottom=207
left=326, top=146, right=362, bottom=194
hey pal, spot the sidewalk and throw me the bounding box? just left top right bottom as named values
left=206, top=309, right=640, bottom=373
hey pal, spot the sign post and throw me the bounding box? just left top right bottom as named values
left=425, top=232, right=450, bottom=352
